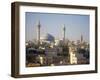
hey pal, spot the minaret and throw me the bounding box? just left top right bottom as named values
left=63, top=24, right=66, bottom=44
left=37, top=20, right=41, bottom=46
left=81, top=34, right=83, bottom=43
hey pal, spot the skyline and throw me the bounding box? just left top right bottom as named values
left=25, top=12, right=90, bottom=43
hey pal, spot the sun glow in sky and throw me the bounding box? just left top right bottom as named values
left=25, top=12, right=89, bottom=42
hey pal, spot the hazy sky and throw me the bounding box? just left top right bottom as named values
left=25, top=12, right=89, bottom=42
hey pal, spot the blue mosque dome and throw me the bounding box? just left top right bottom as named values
left=41, top=33, right=55, bottom=42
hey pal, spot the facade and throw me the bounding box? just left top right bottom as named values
left=69, top=46, right=77, bottom=64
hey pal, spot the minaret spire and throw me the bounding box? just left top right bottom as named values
left=81, top=34, right=83, bottom=43
left=37, top=20, right=41, bottom=46
left=63, top=24, right=66, bottom=44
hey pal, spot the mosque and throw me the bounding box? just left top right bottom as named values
left=26, top=20, right=89, bottom=67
